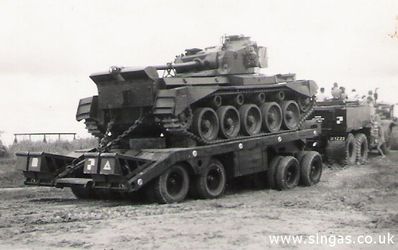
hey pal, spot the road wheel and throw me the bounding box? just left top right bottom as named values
left=71, top=186, right=97, bottom=199
left=239, top=104, right=262, bottom=135
left=192, top=108, right=219, bottom=141
left=275, top=156, right=300, bottom=190
left=152, top=164, right=190, bottom=204
left=267, top=156, right=284, bottom=189
left=282, top=101, right=300, bottom=130
left=355, top=133, right=368, bottom=164
left=193, top=159, right=226, bottom=199
left=217, top=106, right=240, bottom=139
left=261, top=102, right=282, bottom=133
left=300, top=151, right=323, bottom=186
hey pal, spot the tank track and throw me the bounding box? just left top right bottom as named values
left=158, top=89, right=315, bottom=135
left=84, top=119, right=104, bottom=139
left=168, top=99, right=315, bottom=146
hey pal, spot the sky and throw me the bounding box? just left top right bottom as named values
left=0, top=0, right=397, bottom=145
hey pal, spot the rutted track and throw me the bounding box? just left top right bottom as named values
left=0, top=155, right=397, bottom=249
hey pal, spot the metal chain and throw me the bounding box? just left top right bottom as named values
left=98, top=110, right=145, bottom=152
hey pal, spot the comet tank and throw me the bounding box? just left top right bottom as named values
left=76, top=35, right=318, bottom=149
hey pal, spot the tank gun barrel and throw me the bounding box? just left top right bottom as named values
left=153, top=61, right=203, bottom=71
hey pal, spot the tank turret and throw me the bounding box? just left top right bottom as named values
left=165, top=35, right=267, bottom=77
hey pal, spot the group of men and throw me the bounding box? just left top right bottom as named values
left=316, top=82, right=378, bottom=105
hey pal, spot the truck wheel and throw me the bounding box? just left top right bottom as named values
left=390, top=126, right=398, bottom=150
left=325, top=134, right=355, bottom=166
left=71, top=186, right=96, bottom=199
left=345, top=133, right=356, bottom=165
left=193, top=159, right=226, bottom=199
left=275, top=156, right=300, bottom=190
left=152, top=164, right=190, bottom=204
left=300, top=151, right=323, bottom=186
left=355, top=133, right=368, bottom=164
left=267, top=156, right=284, bottom=189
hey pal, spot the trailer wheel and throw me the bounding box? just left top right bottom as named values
left=267, top=156, right=284, bottom=189
left=193, top=159, right=226, bottom=199
left=355, top=133, right=368, bottom=164
left=275, top=156, right=300, bottom=190
left=152, top=164, right=190, bottom=204
left=71, top=186, right=96, bottom=199
left=300, top=151, right=323, bottom=186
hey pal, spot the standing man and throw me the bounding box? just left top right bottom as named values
left=317, top=87, right=327, bottom=101
left=331, top=82, right=342, bottom=100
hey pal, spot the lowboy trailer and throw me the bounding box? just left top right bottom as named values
left=16, top=125, right=322, bottom=204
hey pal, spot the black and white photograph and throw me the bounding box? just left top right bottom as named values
left=0, top=0, right=397, bottom=249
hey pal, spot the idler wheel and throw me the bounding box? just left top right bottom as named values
left=239, top=104, right=262, bottom=136
left=282, top=101, right=300, bottom=130
left=217, top=106, right=240, bottom=139
left=261, top=102, right=282, bottom=133
left=192, top=108, right=219, bottom=141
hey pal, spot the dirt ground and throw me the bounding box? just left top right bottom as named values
left=0, top=153, right=397, bottom=250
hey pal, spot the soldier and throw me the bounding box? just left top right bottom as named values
left=317, top=87, right=327, bottom=101
left=371, top=115, right=386, bottom=158
left=349, top=89, right=360, bottom=101
left=367, top=90, right=374, bottom=105
left=331, top=82, right=342, bottom=100
left=374, top=88, right=379, bottom=103
left=340, top=87, right=347, bottom=101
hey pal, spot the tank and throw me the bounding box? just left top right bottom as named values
left=76, top=35, right=318, bottom=149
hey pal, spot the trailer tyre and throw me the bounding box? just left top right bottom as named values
left=152, top=164, right=190, bottom=204
left=355, top=133, right=368, bottom=164
left=275, top=156, right=300, bottom=190
left=267, top=156, right=284, bottom=189
left=194, top=159, right=226, bottom=199
left=300, top=151, right=323, bottom=186
left=71, top=186, right=96, bottom=199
